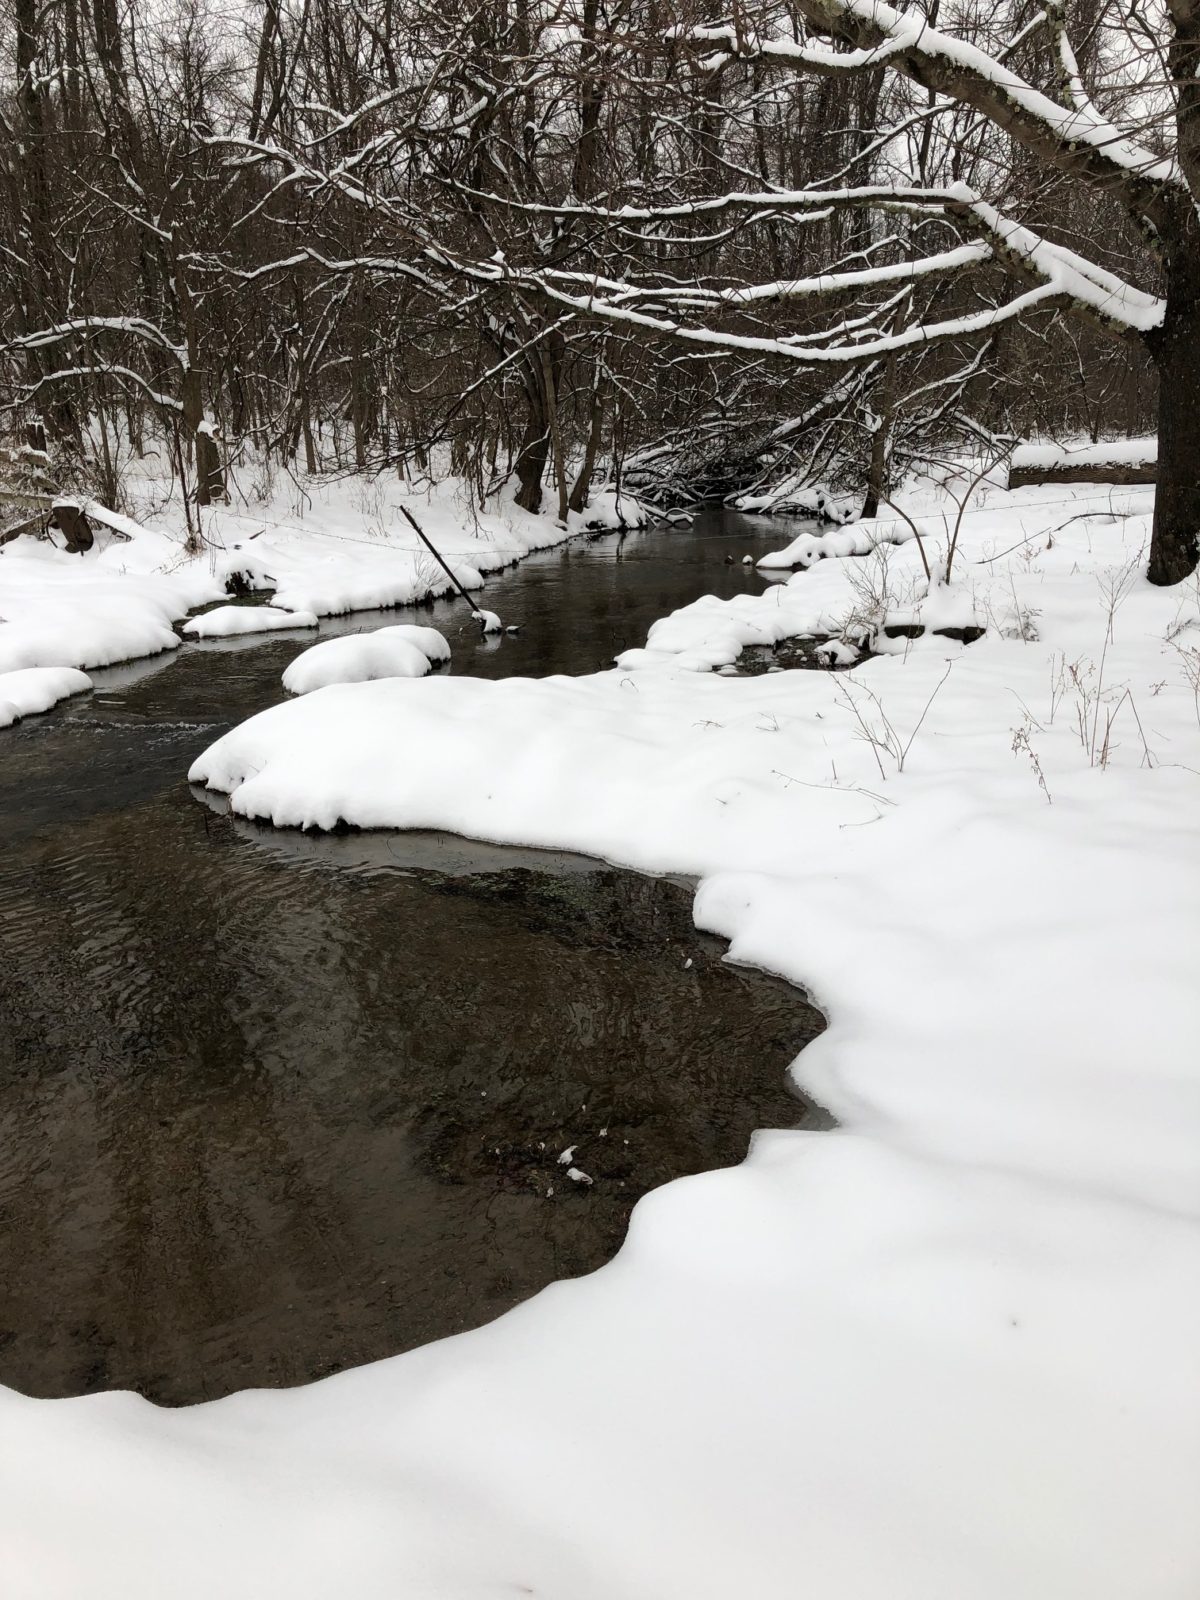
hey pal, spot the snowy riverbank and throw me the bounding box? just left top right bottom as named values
left=0, top=466, right=641, bottom=699
left=4, top=478, right=1200, bottom=1598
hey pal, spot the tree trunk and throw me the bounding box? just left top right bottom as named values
left=514, top=413, right=550, bottom=512
left=539, top=347, right=570, bottom=525
left=1148, top=253, right=1200, bottom=586
left=196, top=428, right=225, bottom=504
left=861, top=352, right=897, bottom=520
left=514, top=360, right=551, bottom=512
left=174, top=248, right=225, bottom=509
left=569, top=364, right=605, bottom=514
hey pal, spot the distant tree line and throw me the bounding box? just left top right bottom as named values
left=0, top=2, right=1167, bottom=548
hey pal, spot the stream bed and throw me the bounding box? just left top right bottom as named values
left=0, top=509, right=826, bottom=1405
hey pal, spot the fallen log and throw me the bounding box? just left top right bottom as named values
left=1007, top=438, right=1156, bottom=489
left=1008, top=461, right=1156, bottom=488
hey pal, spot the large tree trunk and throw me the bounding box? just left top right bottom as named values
left=569, top=363, right=605, bottom=514
left=514, top=410, right=550, bottom=512
left=1148, top=251, right=1200, bottom=586
left=513, top=356, right=553, bottom=513
left=861, top=352, right=897, bottom=520
left=539, top=347, right=570, bottom=524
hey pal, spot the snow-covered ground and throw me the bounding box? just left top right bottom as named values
left=0, top=465, right=628, bottom=677
left=4, top=476, right=1200, bottom=1598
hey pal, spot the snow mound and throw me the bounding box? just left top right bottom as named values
left=281, top=624, right=450, bottom=695
left=573, top=490, right=647, bottom=531
left=758, top=518, right=913, bottom=570
left=731, top=477, right=857, bottom=522
left=472, top=609, right=503, bottom=634
left=0, top=565, right=182, bottom=673
left=182, top=605, right=319, bottom=639
left=882, top=579, right=983, bottom=640
left=0, top=665, right=91, bottom=726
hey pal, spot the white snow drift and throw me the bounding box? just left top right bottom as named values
left=182, top=605, right=318, bottom=639
left=282, top=624, right=450, bottom=694
left=0, top=665, right=91, bottom=727
left=4, top=472, right=1198, bottom=1600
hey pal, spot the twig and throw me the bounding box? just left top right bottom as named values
left=396, top=503, right=480, bottom=611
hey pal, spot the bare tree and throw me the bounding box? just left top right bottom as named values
left=0, top=0, right=1172, bottom=543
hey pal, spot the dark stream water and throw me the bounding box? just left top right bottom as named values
left=0, top=509, right=825, bottom=1405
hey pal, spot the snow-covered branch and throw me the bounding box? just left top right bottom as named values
left=469, top=255, right=1068, bottom=366
left=5, top=316, right=188, bottom=365
left=448, top=182, right=1162, bottom=350
left=688, top=2, right=1183, bottom=230
left=10, top=365, right=185, bottom=414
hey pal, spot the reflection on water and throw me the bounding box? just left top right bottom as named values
left=0, top=509, right=824, bottom=1405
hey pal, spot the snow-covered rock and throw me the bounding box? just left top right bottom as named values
left=472, top=609, right=503, bottom=634
left=573, top=490, right=647, bottom=532
left=0, top=665, right=91, bottom=726
left=182, top=605, right=319, bottom=639
left=731, top=477, right=858, bottom=523
left=814, top=637, right=860, bottom=667
left=281, top=624, right=450, bottom=695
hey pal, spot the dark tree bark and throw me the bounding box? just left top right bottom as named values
left=514, top=405, right=551, bottom=512
left=1146, top=242, right=1200, bottom=585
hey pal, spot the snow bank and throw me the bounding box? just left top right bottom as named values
left=757, top=515, right=913, bottom=570
left=7, top=476, right=1199, bottom=1600
left=0, top=665, right=91, bottom=726
left=617, top=555, right=981, bottom=670
left=571, top=489, right=647, bottom=531
left=177, top=479, right=1200, bottom=1600
left=0, top=558, right=183, bottom=673
left=281, top=624, right=450, bottom=694
left=182, top=605, right=319, bottom=639
left=0, top=467, right=582, bottom=680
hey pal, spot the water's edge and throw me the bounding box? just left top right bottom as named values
left=0, top=511, right=826, bottom=1406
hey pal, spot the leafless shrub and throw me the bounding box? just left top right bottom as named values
left=832, top=664, right=953, bottom=781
